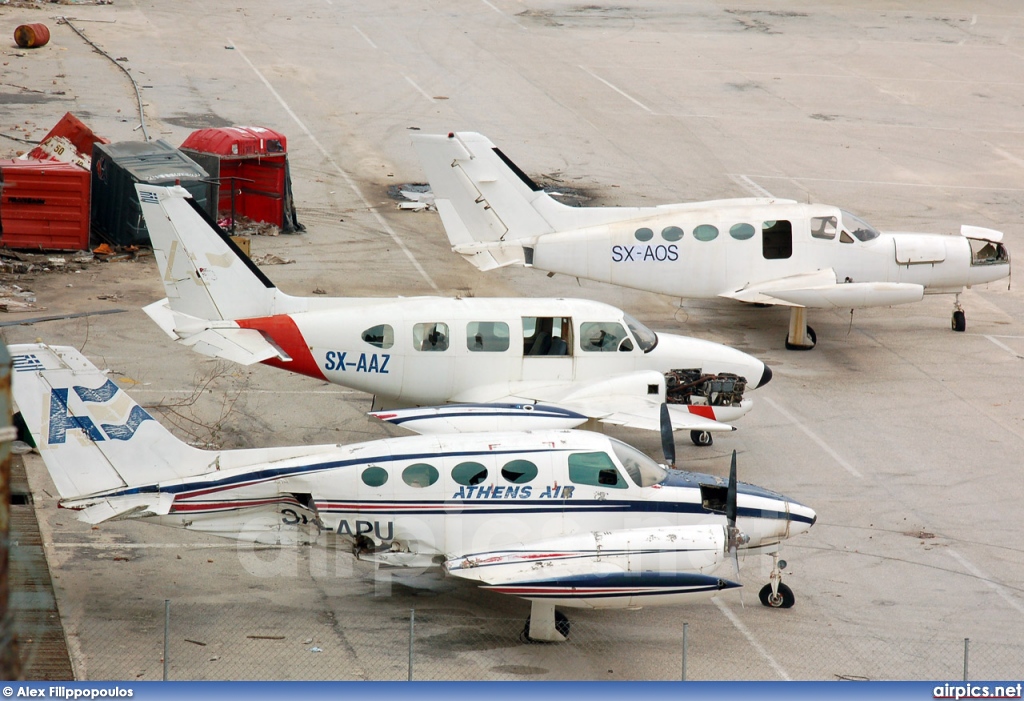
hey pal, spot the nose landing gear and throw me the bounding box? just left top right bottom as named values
left=951, top=295, right=966, bottom=332
left=758, top=552, right=796, bottom=609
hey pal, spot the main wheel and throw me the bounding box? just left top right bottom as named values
left=952, top=310, right=966, bottom=332
left=522, top=609, right=570, bottom=643
left=784, top=326, right=817, bottom=351
left=690, top=430, right=713, bottom=447
left=758, top=582, right=795, bottom=609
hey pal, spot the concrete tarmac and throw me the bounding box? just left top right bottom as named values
left=1, top=0, right=1022, bottom=680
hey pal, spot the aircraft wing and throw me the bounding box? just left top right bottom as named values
left=720, top=269, right=924, bottom=308
left=144, top=299, right=290, bottom=366
left=444, top=524, right=737, bottom=607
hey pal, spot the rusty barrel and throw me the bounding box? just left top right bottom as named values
left=14, top=23, right=50, bottom=49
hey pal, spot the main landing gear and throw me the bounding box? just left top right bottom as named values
left=758, top=552, right=795, bottom=609
left=690, top=430, right=713, bottom=447
left=785, top=307, right=816, bottom=351
left=522, top=600, right=570, bottom=642
left=951, top=294, right=966, bottom=333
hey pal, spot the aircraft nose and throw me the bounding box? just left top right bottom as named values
left=756, top=364, right=773, bottom=389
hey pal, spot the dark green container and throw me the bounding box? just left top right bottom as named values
left=90, top=139, right=214, bottom=246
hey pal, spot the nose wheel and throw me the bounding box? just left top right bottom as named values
left=759, top=552, right=796, bottom=609
left=951, top=296, right=966, bottom=332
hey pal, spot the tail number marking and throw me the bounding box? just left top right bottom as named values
left=324, top=351, right=390, bottom=374
left=612, top=244, right=678, bottom=263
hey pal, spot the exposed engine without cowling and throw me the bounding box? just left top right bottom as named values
left=664, top=370, right=747, bottom=407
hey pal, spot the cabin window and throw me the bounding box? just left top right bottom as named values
left=413, top=322, right=449, bottom=352
left=451, top=461, right=488, bottom=486
left=467, top=321, right=510, bottom=352
left=501, top=459, right=538, bottom=484
left=361, top=466, right=389, bottom=487
left=762, top=220, right=793, bottom=259
left=523, top=317, right=572, bottom=356
left=729, top=223, right=755, bottom=241
left=661, top=226, right=684, bottom=242
left=810, top=216, right=837, bottom=240
left=568, top=452, right=628, bottom=489
left=693, top=224, right=719, bottom=242
left=634, top=227, right=654, bottom=242
left=403, top=463, right=439, bottom=488
left=581, top=321, right=632, bottom=352
left=361, top=324, right=394, bottom=349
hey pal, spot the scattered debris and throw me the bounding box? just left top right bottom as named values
left=308, top=647, right=322, bottom=653
left=185, top=639, right=207, bottom=647
left=247, top=635, right=285, bottom=641
left=250, top=253, right=294, bottom=266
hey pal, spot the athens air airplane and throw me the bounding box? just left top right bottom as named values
left=10, top=343, right=816, bottom=641
left=138, top=184, right=773, bottom=446
left=413, top=131, right=1011, bottom=350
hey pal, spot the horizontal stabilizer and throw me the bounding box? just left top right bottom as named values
left=143, top=299, right=288, bottom=365
left=74, top=493, right=175, bottom=525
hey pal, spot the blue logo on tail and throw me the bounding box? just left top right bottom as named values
left=48, top=380, right=154, bottom=444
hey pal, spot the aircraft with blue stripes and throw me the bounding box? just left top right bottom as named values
left=136, top=183, right=773, bottom=446
left=11, top=343, right=816, bottom=642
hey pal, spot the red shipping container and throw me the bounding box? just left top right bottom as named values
left=180, top=126, right=300, bottom=230
left=0, top=160, right=91, bottom=251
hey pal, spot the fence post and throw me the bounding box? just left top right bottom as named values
left=408, top=608, right=415, bottom=681
left=163, top=599, right=170, bottom=682
left=963, top=638, right=969, bottom=681
left=681, top=622, right=688, bottom=681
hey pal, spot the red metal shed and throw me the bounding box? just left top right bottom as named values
left=180, top=126, right=301, bottom=231
left=0, top=160, right=91, bottom=250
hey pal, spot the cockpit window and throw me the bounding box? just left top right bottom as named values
left=581, top=321, right=632, bottom=352
left=840, top=210, right=880, bottom=242
left=568, top=452, right=627, bottom=489
left=622, top=313, right=658, bottom=353
left=610, top=438, right=667, bottom=488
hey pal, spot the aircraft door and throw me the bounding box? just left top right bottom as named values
left=349, top=447, right=396, bottom=553
left=521, top=316, right=574, bottom=382
left=398, top=321, right=455, bottom=403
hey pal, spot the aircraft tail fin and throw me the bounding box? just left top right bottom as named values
left=137, top=184, right=283, bottom=321
left=10, top=343, right=214, bottom=510
left=413, top=132, right=656, bottom=271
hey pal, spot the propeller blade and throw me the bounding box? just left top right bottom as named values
left=726, top=450, right=738, bottom=528
left=659, top=403, right=676, bottom=468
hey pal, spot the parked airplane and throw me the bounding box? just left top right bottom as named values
left=138, top=183, right=773, bottom=446
left=413, top=131, right=1011, bottom=350
left=10, top=343, right=816, bottom=640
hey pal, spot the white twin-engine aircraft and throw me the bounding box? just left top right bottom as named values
left=137, top=184, right=772, bottom=446
left=10, top=344, right=816, bottom=641
left=413, top=132, right=1011, bottom=350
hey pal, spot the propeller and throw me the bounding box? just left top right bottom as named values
left=726, top=450, right=748, bottom=606
left=659, top=403, right=676, bottom=468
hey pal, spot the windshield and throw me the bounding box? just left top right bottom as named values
left=622, top=313, right=659, bottom=353
left=840, top=210, right=880, bottom=242
left=610, top=438, right=668, bottom=487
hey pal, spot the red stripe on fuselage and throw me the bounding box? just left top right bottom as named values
left=687, top=405, right=716, bottom=420
left=236, top=315, right=327, bottom=381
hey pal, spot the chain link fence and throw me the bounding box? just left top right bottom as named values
left=69, top=601, right=1024, bottom=681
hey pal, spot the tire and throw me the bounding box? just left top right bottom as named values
left=784, top=326, right=817, bottom=351
left=759, top=582, right=795, bottom=609
left=690, top=430, right=713, bottom=447
left=522, top=609, right=571, bottom=642
left=952, top=310, right=966, bottom=333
